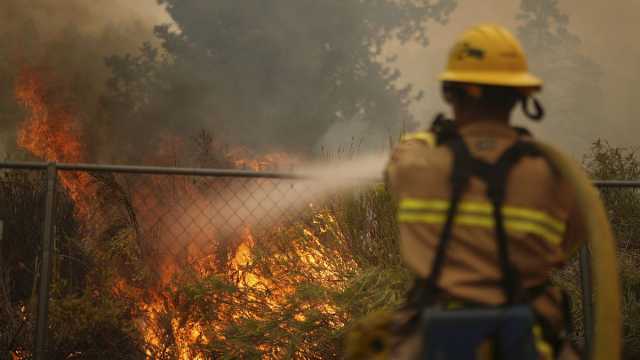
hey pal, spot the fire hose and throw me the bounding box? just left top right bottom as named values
left=534, top=140, right=621, bottom=360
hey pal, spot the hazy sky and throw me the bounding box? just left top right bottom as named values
left=389, top=0, right=640, bottom=154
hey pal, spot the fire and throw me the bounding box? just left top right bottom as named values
left=231, top=228, right=265, bottom=289
left=132, top=202, right=350, bottom=358
left=14, top=66, right=83, bottom=163
left=226, top=146, right=299, bottom=171
left=14, top=66, right=348, bottom=357
left=125, top=151, right=319, bottom=357
left=14, top=65, right=95, bottom=218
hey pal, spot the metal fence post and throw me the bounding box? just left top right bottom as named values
left=34, top=163, right=57, bottom=360
left=0, top=220, right=3, bottom=268
left=0, top=220, right=3, bottom=291
left=580, top=245, right=594, bottom=357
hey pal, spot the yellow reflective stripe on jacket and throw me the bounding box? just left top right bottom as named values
left=400, top=131, right=436, bottom=147
left=398, top=198, right=565, bottom=246
left=397, top=212, right=563, bottom=246
left=399, top=198, right=565, bottom=233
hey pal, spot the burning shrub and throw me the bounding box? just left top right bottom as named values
left=0, top=148, right=415, bottom=359
left=10, top=143, right=640, bottom=358
left=129, top=185, right=411, bottom=359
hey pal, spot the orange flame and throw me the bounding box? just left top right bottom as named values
left=14, top=65, right=94, bottom=218
left=14, top=68, right=340, bottom=356
left=226, top=145, right=299, bottom=171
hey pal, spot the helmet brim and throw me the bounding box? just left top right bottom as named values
left=439, top=70, right=543, bottom=90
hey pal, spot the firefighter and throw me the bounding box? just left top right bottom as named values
left=346, top=24, right=621, bottom=359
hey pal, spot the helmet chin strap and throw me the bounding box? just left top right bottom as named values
left=521, top=96, right=544, bottom=121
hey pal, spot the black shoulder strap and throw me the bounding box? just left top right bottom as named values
left=483, top=141, right=542, bottom=304
left=425, top=134, right=473, bottom=291
left=430, top=114, right=458, bottom=145
left=424, top=131, right=542, bottom=305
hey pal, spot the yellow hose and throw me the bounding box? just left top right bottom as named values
left=533, top=141, right=621, bottom=360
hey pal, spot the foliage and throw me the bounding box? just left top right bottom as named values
left=0, top=170, right=77, bottom=356
left=100, top=0, right=457, bottom=157
left=617, top=249, right=640, bottom=359
left=554, top=140, right=640, bottom=358
left=584, top=140, right=640, bottom=248
left=0, top=159, right=410, bottom=358
left=0, top=169, right=150, bottom=358
left=517, top=0, right=579, bottom=52
left=148, top=186, right=410, bottom=359
left=516, top=0, right=603, bottom=151
left=47, top=289, right=143, bottom=360
left=3, top=139, right=640, bottom=358
left=583, top=140, right=640, bottom=358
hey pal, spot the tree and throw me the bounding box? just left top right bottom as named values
left=100, top=0, right=458, bottom=159
left=517, top=0, right=603, bottom=154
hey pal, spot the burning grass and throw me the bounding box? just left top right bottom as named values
left=5, top=67, right=408, bottom=357
left=65, top=177, right=408, bottom=358
left=6, top=65, right=408, bottom=358
left=107, top=180, right=408, bottom=359
left=0, top=157, right=411, bottom=359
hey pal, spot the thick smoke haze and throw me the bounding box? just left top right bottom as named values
left=96, top=0, right=456, bottom=162
left=0, top=0, right=168, bottom=156
left=1, top=0, right=637, bottom=163
left=2, top=0, right=459, bottom=164
left=383, top=0, right=640, bottom=157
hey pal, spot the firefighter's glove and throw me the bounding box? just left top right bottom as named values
left=344, top=310, right=393, bottom=360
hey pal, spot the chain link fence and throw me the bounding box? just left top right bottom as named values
left=0, top=161, right=638, bottom=359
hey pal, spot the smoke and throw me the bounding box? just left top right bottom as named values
left=2, top=1, right=457, bottom=163
left=5, top=0, right=635, bottom=165
left=0, top=0, right=168, bottom=156
left=162, top=153, right=388, bottom=246
left=89, top=0, right=458, bottom=163
left=314, top=113, right=396, bottom=155
left=559, top=0, right=640, bottom=151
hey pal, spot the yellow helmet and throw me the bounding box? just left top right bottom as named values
left=440, top=24, right=542, bottom=90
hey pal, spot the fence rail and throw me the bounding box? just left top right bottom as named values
left=0, top=160, right=307, bottom=179
left=4, top=160, right=640, bottom=186
left=0, top=160, right=637, bottom=359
